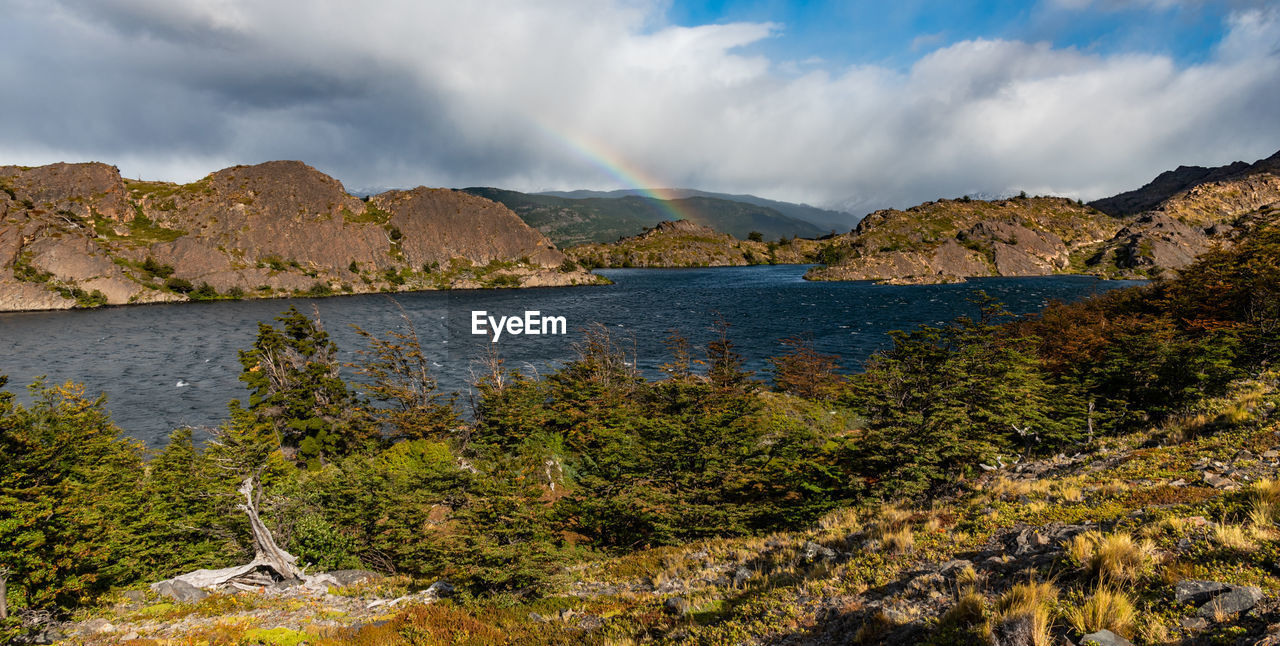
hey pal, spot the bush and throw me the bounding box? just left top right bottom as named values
left=165, top=277, right=194, bottom=293
left=190, top=283, right=219, bottom=300
left=141, top=256, right=175, bottom=279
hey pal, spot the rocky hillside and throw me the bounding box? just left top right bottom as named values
left=0, top=161, right=602, bottom=312
left=1090, top=150, right=1280, bottom=218
left=565, top=219, right=824, bottom=268
left=808, top=149, right=1280, bottom=284
left=462, top=187, right=827, bottom=247
left=806, top=196, right=1121, bottom=284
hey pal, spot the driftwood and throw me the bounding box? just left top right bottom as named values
left=152, top=477, right=313, bottom=594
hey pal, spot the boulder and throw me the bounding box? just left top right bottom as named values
left=1080, top=629, right=1134, bottom=646
left=663, top=596, right=691, bottom=616
left=151, top=579, right=208, bottom=603
left=326, top=569, right=382, bottom=587
left=1175, top=580, right=1227, bottom=605
left=799, top=540, right=837, bottom=563
left=1197, top=585, right=1263, bottom=619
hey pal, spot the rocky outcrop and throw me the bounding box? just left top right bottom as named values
left=806, top=196, right=1118, bottom=283
left=809, top=149, right=1280, bottom=284
left=0, top=160, right=604, bottom=312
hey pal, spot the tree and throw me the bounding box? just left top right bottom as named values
left=238, top=306, right=374, bottom=467
left=353, top=306, right=460, bottom=441
left=769, top=335, right=845, bottom=400
left=747, top=231, right=764, bottom=242
left=846, top=301, right=1077, bottom=497
left=706, top=318, right=752, bottom=390
left=0, top=379, right=146, bottom=615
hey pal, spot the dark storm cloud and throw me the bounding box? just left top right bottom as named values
left=2, top=0, right=1278, bottom=213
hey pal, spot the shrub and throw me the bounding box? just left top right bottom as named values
left=747, top=231, right=764, bottom=242
left=190, top=283, right=219, bottom=300
left=164, top=277, right=194, bottom=293
left=558, top=258, right=578, bottom=273
left=141, top=256, right=175, bottom=279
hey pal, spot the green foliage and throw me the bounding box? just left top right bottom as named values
left=845, top=298, right=1080, bottom=497
left=237, top=307, right=375, bottom=467
left=190, top=283, right=219, bottom=300
left=141, top=256, right=175, bottom=279
left=165, top=277, right=194, bottom=293
left=352, top=314, right=460, bottom=441
left=0, top=380, right=146, bottom=614
left=747, top=231, right=764, bottom=242
left=816, top=243, right=847, bottom=266
left=557, top=258, right=579, bottom=273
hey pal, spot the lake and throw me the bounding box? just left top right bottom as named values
left=0, top=265, right=1144, bottom=446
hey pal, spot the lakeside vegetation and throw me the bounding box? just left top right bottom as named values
left=1, top=218, right=1278, bottom=643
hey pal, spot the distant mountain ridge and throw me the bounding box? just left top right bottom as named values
left=537, top=187, right=857, bottom=232
left=1090, top=150, right=1280, bottom=217
left=461, top=187, right=827, bottom=247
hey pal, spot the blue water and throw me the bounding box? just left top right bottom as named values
left=0, top=266, right=1144, bottom=446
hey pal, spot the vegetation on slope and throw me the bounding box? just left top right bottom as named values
left=462, top=187, right=826, bottom=247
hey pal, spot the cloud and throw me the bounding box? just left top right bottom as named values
left=1, top=0, right=1278, bottom=217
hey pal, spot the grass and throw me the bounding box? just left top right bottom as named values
left=990, top=580, right=1058, bottom=646
left=1065, top=587, right=1136, bottom=638
left=1067, top=531, right=1158, bottom=583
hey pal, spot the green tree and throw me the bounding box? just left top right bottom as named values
left=238, top=306, right=374, bottom=467
left=0, top=379, right=146, bottom=615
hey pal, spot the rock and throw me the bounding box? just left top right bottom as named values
left=1168, top=478, right=1188, bottom=487
left=1198, top=585, right=1264, bottom=619
left=1180, top=616, right=1209, bottom=630
left=799, top=540, right=837, bottom=563
left=732, top=566, right=754, bottom=586
left=120, top=590, right=147, bottom=603
left=1080, top=629, right=1134, bottom=646
left=938, top=559, right=974, bottom=575
left=1264, top=450, right=1279, bottom=459
left=80, top=618, right=115, bottom=634
left=664, top=596, right=691, bottom=616
left=1006, top=527, right=1052, bottom=555
left=423, top=580, right=455, bottom=600
left=1204, top=472, right=1238, bottom=489
left=1176, top=580, right=1228, bottom=605
left=325, top=569, right=382, bottom=587
left=122, top=631, right=139, bottom=640
left=151, top=579, right=208, bottom=603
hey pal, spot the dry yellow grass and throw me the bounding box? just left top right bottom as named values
left=1067, top=531, right=1157, bottom=582
left=989, top=580, right=1058, bottom=646
left=1066, top=587, right=1137, bottom=638
left=882, top=525, right=915, bottom=554
left=1212, top=522, right=1256, bottom=552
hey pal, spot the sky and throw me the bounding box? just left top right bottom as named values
left=1, top=0, right=1278, bottom=215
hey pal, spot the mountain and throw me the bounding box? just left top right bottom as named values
left=808, top=149, right=1280, bottom=284
left=462, top=187, right=828, bottom=247
left=565, top=219, right=823, bottom=268
left=0, top=161, right=601, bottom=312
left=1089, top=150, right=1280, bottom=218
left=537, top=187, right=858, bottom=232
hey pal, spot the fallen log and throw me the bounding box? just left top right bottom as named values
left=152, top=477, right=313, bottom=594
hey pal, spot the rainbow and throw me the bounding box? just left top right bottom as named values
left=533, top=120, right=690, bottom=223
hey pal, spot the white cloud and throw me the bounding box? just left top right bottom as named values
left=1, top=0, right=1278, bottom=216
